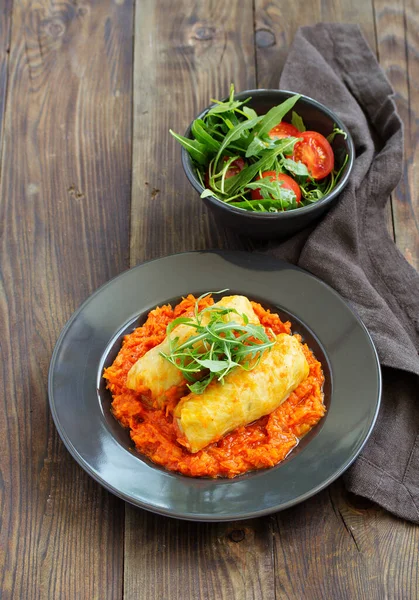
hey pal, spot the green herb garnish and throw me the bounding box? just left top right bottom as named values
left=160, top=292, right=275, bottom=394
left=327, top=125, right=347, bottom=144
left=171, top=84, right=349, bottom=213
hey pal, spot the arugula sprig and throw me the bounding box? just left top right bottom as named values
left=160, top=292, right=275, bottom=394
left=327, top=124, right=347, bottom=144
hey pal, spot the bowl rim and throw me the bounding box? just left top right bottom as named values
left=181, top=88, right=355, bottom=220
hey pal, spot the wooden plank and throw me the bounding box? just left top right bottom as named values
left=0, top=0, right=134, bottom=598
left=254, top=0, right=377, bottom=89
left=332, top=484, right=419, bottom=599
left=124, top=512, right=274, bottom=600
left=129, top=0, right=257, bottom=265
left=374, top=0, right=419, bottom=269
left=273, top=480, right=419, bottom=599
left=126, top=2, right=274, bottom=599
left=0, top=0, right=12, bottom=158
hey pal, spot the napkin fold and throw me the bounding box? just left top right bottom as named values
left=263, top=23, right=419, bottom=523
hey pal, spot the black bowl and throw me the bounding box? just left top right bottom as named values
left=181, top=89, right=355, bottom=240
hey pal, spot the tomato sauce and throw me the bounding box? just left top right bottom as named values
left=103, top=295, right=326, bottom=478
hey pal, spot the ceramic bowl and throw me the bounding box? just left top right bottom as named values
left=181, top=89, right=354, bottom=239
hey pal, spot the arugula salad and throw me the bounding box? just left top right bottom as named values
left=170, top=85, right=348, bottom=213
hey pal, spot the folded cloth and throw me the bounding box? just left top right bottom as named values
left=261, top=23, right=419, bottom=523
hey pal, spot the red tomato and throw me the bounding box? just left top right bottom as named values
left=223, top=156, right=246, bottom=178
left=292, top=131, right=334, bottom=179
left=251, top=171, right=301, bottom=203
left=205, top=156, right=246, bottom=188
left=269, top=122, right=300, bottom=139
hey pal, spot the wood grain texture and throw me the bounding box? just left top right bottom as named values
left=254, top=0, right=377, bottom=89
left=272, top=480, right=419, bottom=600
left=374, top=0, right=419, bottom=269
left=331, top=485, right=419, bottom=600
left=129, top=0, right=257, bottom=265
left=124, top=512, right=274, bottom=600
left=0, top=0, right=134, bottom=598
left=0, top=0, right=12, bottom=160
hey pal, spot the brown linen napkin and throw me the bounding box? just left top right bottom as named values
left=261, top=23, right=419, bottom=523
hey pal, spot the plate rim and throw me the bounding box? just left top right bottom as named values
left=48, top=250, right=382, bottom=521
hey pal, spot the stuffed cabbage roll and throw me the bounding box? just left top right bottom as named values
left=174, top=333, right=309, bottom=453
left=126, top=295, right=260, bottom=406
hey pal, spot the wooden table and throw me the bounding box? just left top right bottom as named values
left=1, top=1, right=418, bottom=598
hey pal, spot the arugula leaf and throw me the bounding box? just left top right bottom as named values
left=222, top=112, right=241, bottom=128
left=291, top=111, right=306, bottom=132
left=166, top=316, right=194, bottom=336
left=188, top=378, right=213, bottom=394
left=200, top=188, right=215, bottom=198
left=256, top=95, right=301, bottom=138
left=245, top=135, right=273, bottom=158
left=205, top=84, right=248, bottom=117
left=243, top=106, right=258, bottom=120
left=193, top=358, right=233, bottom=372
left=191, top=119, right=221, bottom=152
left=169, top=130, right=208, bottom=165
left=205, top=114, right=229, bottom=134
left=301, top=188, right=325, bottom=203
left=207, top=100, right=244, bottom=116
left=214, top=117, right=262, bottom=166
left=281, top=158, right=309, bottom=177
left=327, top=125, right=347, bottom=143
left=246, top=135, right=300, bottom=159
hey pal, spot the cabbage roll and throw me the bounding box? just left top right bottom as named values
left=126, top=295, right=260, bottom=406
left=174, top=333, right=309, bottom=453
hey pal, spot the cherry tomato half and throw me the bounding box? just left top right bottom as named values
left=205, top=156, right=246, bottom=188
left=291, top=131, right=334, bottom=180
left=223, top=156, right=246, bottom=178
left=251, top=171, right=301, bottom=203
left=268, top=122, right=300, bottom=140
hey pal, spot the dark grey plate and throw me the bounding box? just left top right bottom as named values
left=48, top=251, right=381, bottom=521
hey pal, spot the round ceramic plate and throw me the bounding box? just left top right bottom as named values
left=49, top=251, right=381, bottom=521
